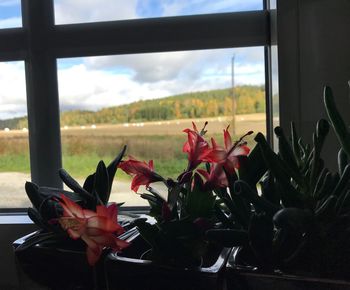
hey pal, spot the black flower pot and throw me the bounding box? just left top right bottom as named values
left=13, top=231, right=106, bottom=290
left=104, top=229, right=231, bottom=290
left=226, top=247, right=350, bottom=290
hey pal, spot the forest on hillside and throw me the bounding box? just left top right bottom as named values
left=0, top=85, right=265, bottom=129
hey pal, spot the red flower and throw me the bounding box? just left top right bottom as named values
left=197, top=164, right=228, bottom=189
left=118, top=157, right=163, bottom=192
left=202, top=128, right=251, bottom=172
left=183, top=122, right=209, bottom=171
left=58, top=195, right=129, bottom=266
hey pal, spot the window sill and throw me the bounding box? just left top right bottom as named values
left=0, top=212, right=32, bottom=224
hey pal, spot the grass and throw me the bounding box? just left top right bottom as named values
left=0, top=154, right=30, bottom=172
left=0, top=115, right=265, bottom=179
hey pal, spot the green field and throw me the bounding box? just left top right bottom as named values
left=0, top=114, right=265, bottom=180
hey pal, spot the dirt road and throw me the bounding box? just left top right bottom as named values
left=0, top=172, right=151, bottom=208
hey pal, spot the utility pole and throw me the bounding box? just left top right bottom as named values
left=231, top=55, right=236, bottom=136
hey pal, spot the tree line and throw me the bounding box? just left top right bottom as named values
left=0, top=85, right=265, bottom=129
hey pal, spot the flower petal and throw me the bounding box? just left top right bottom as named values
left=86, top=244, right=102, bottom=266
left=224, top=128, right=233, bottom=150
left=59, top=194, right=84, bottom=218
left=232, top=145, right=250, bottom=157
left=131, top=174, right=150, bottom=192
left=201, top=148, right=227, bottom=163
left=197, top=169, right=210, bottom=181
left=87, top=216, right=121, bottom=232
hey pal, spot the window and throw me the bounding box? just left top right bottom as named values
left=0, top=0, right=270, bottom=208
left=54, top=0, right=263, bottom=24
left=57, top=47, right=265, bottom=206
left=0, top=0, right=22, bottom=28
left=0, top=61, right=29, bottom=208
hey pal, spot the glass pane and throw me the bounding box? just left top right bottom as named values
left=0, top=61, right=29, bottom=207
left=0, top=0, right=22, bottom=28
left=54, top=0, right=263, bottom=24
left=57, top=47, right=265, bottom=206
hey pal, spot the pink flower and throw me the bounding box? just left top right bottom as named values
left=202, top=128, right=251, bottom=173
left=118, top=157, right=163, bottom=192
left=197, top=164, right=228, bottom=189
left=58, top=195, right=129, bottom=266
left=183, top=122, right=209, bottom=171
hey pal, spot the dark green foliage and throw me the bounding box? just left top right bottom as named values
left=324, top=86, right=350, bottom=159
left=135, top=173, right=216, bottom=266
left=185, top=177, right=216, bottom=219
left=206, top=229, right=249, bottom=247
left=211, top=85, right=350, bottom=279
left=25, top=146, right=126, bottom=230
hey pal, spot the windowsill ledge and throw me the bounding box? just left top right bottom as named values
left=0, top=213, right=32, bottom=224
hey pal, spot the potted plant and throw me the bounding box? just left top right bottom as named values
left=13, top=146, right=130, bottom=290
left=104, top=122, right=252, bottom=290
left=212, top=86, right=350, bottom=289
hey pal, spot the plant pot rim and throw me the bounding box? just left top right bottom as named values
left=108, top=230, right=232, bottom=274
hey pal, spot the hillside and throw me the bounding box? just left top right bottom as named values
left=0, top=85, right=265, bottom=129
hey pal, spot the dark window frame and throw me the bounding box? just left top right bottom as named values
left=0, top=0, right=271, bottom=210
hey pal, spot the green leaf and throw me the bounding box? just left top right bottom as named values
left=324, top=86, right=350, bottom=159
left=260, top=171, right=281, bottom=206
left=315, top=195, right=338, bottom=220
left=234, top=180, right=280, bottom=216
left=247, top=144, right=268, bottom=184
left=93, top=160, right=109, bottom=205
left=27, top=208, right=49, bottom=231
left=185, top=179, right=215, bottom=219
left=59, top=169, right=93, bottom=202
left=274, top=126, right=300, bottom=176
left=25, top=182, right=41, bottom=210
left=105, top=145, right=127, bottom=197
left=82, top=146, right=127, bottom=201
left=338, top=148, right=349, bottom=176
left=255, top=133, right=303, bottom=208
left=331, top=164, right=350, bottom=197
left=223, top=167, right=251, bottom=229
left=336, top=190, right=350, bottom=214
left=133, top=219, right=159, bottom=249
left=273, top=208, right=314, bottom=232
left=290, top=122, right=302, bottom=166
left=206, top=229, right=248, bottom=247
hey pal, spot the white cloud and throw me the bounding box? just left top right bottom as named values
left=53, top=0, right=261, bottom=24
left=85, top=50, right=211, bottom=83
left=0, top=16, right=21, bottom=28
left=0, top=0, right=19, bottom=7
left=83, top=47, right=264, bottom=85
left=161, top=0, right=261, bottom=16
left=57, top=49, right=264, bottom=112
left=0, top=62, right=26, bottom=119
left=0, top=47, right=264, bottom=119
left=57, top=64, right=170, bottom=111
left=54, top=0, right=137, bottom=24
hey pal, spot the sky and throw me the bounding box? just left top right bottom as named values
left=0, top=0, right=264, bottom=119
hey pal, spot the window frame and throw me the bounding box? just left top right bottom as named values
left=0, top=0, right=272, bottom=210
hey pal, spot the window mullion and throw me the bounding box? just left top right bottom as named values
left=22, top=0, right=63, bottom=188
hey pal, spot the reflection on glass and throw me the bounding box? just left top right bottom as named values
left=0, top=0, right=22, bottom=29
left=54, top=0, right=263, bottom=24
left=0, top=61, right=29, bottom=207
left=57, top=47, right=266, bottom=206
